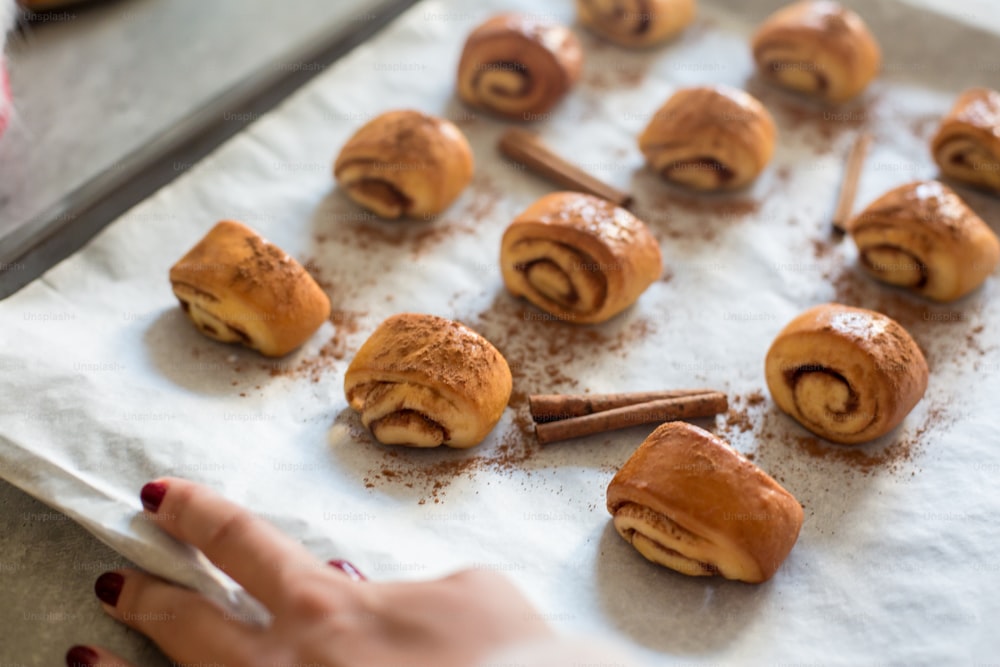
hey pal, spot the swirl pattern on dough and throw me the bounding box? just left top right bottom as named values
left=344, top=314, right=512, bottom=449
left=931, top=88, right=1000, bottom=193
left=334, top=110, right=474, bottom=219
left=639, top=85, right=776, bottom=191
left=500, top=192, right=662, bottom=324
left=751, top=0, right=881, bottom=103
left=457, top=13, right=583, bottom=120
left=848, top=181, right=1000, bottom=302
left=765, top=304, right=928, bottom=445
left=575, top=0, right=696, bottom=47
left=607, top=422, right=803, bottom=584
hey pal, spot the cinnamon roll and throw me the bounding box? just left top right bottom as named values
left=765, top=304, right=928, bottom=445
left=607, top=422, right=803, bottom=584
left=169, top=221, right=331, bottom=358
left=931, top=88, right=1000, bottom=193
left=500, top=192, right=662, bottom=324
left=576, top=0, right=696, bottom=48
left=344, top=314, right=513, bottom=449
left=333, top=110, right=474, bottom=219
left=457, top=13, right=583, bottom=121
left=848, top=181, right=1000, bottom=302
left=638, top=85, right=776, bottom=191
left=751, top=1, right=881, bottom=103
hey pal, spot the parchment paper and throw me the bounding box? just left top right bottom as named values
left=2, top=0, right=1000, bottom=664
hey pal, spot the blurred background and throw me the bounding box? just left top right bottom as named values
left=0, top=0, right=416, bottom=298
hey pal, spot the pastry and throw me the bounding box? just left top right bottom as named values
left=344, top=314, right=512, bottom=449
left=576, top=0, right=696, bottom=48
left=931, top=88, right=1000, bottom=193
left=169, top=221, right=331, bottom=358
left=638, top=85, right=776, bottom=191
left=457, top=13, right=583, bottom=121
left=848, top=180, right=1000, bottom=302
left=765, top=304, right=928, bottom=445
left=751, top=1, right=881, bottom=103
left=333, top=110, right=474, bottom=219
left=607, top=422, right=803, bottom=584
left=500, top=192, right=662, bottom=324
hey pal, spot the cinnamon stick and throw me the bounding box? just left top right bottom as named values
left=498, top=128, right=633, bottom=208
left=534, top=392, right=728, bottom=445
left=832, top=132, right=872, bottom=234
left=529, top=389, right=718, bottom=423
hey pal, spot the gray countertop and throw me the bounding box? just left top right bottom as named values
left=3, top=0, right=343, bottom=247
left=0, top=0, right=413, bottom=297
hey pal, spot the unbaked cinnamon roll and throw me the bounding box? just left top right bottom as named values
left=931, top=88, right=1000, bottom=193
left=169, top=221, right=331, bottom=358
left=333, top=110, right=474, bottom=219
left=344, top=314, right=512, bottom=449
left=765, top=304, right=928, bottom=445
left=638, top=85, right=776, bottom=191
left=500, top=192, right=662, bottom=324
left=607, top=422, right=803, bottom=584
left=751, top=1, right=881, bottom=103
left=457, top=13, right=583, bottom=121
left=848, top=181, right=1000, bottom=302
left=576, top=0, right=696, bottom=48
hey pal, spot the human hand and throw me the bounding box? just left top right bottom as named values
left=66, top=477, right=552, bottom=667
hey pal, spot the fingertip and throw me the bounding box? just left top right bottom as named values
left=94, top=571, right=124, bottom=607
left=328, top=559, right=367, bottom=581
left=140, top=480, right=168, bottom=513
left=65, top=645, right=99, bottom=667
left=67, top=645, right=135, bottom=667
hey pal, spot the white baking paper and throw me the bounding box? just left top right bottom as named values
left=2, top=0, right=1000, bottom=664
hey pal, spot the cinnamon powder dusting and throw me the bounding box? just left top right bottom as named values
left=314, top=175, right=501, bottom=262
left=253, top=309, right=366, bottom=384
left=632, top=188, right=763, bottom=243
left=716, top=388, right=952, bottom=516
left=819, top=253, right=990, bottom=372
left=746, top=87, right=873, bottom=152
left=355, top=294, right=658, bottom=503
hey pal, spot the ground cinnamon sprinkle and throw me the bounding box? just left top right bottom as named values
left=264, top=309, right=366, bottom=382
left=644, top=191, right=761, bottom=218
left=583, top=55, right=649, bottom=90
left=724, top=406, right=755, bottom=434
left=715, top=392, right=961, bottom=526
left=629, top=167, right=791, bottom=244
left=748, top=86, right=872, bottom=151
left=822, top=261, right=990, bottom=372
left=314, top=174, right=502, bottom=260
left=788, top=217, right=994, bottom=375
left=354, top=407, right=540, bottom=505
left=355, top=294, right=658, bottom=504
left=811, top=237, right=834, bottom=260
left=907, top=113, right=941, bottom=141
left=790, top=434, right=914, bottom=473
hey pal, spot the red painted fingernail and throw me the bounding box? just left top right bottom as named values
left=328, top=559, right=366, bottom=581
left=140, top=481, right=168, bottom=512
left=66, top=645, right=99, bottom=666
left=94, top=572, right=124, bottom=606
